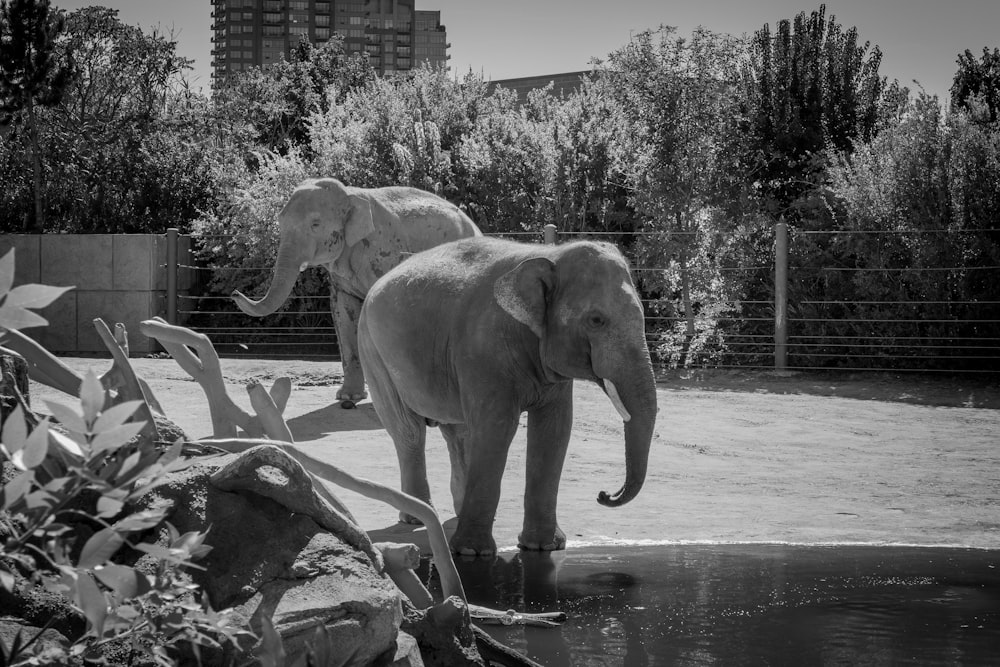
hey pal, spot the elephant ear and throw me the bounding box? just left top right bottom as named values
left=345, top=194, right=375, bottom=246
left=494, top=257, right=556, bottom=338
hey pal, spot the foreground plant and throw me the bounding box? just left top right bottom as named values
left=0, top=248, right=252, bottom=665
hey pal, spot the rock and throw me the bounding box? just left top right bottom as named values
left=127, top=448, right=405, bottom=665
left=0, top=618, right=71, bottom=664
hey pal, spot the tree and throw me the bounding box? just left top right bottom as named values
left=951, top=47, right=1000, bottom=122
left=0, top=0, right=73, bottom=231
left=742, top=4, right=893, bottom=218
left=604, top=26, right=747, bottom=366
left=213, top=35, right=374, bottom=154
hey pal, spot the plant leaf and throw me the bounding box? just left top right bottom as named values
left=96, top=495, right=124, bottom=518
left=256, top=614, right=286, bottom=667
left=80, top=371, right=105, bottom=425
left=1, top=405, right=27, bottom=454
left=43, top=401, right=87, bottom=434
left=114, top=508, right=168, bottom=532
left=2, top=470, right=35, bottom=510
left=0, top=306, right=48, bottom=330
left=2, top=283, right=72, bottom=310
left=11, top=422, right=49, bottom=470
left=93, top=565, right=151, bottom=600
left=0, top=563, right=15, bottom=593
left=90, top=422, right=146, bottom=455
left=48, top=428, right=86, bottom=458
left=78, top=527, right=125, bottom=569
left=74, top=572, right=108, bottom=638
left=92, top=400, right=144, bottom=433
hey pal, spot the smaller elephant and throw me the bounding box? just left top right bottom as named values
left=232, top=178, right=480, bottom=405
left=358, top=237, right=658, bottom=556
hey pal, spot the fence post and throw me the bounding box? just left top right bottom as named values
left=544, top=224, right=557, bottom=245
left=166, top=228, right=178, bottom=325
left=774, top=219, right=788, bottom=371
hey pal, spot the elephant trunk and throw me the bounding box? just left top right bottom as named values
left=596, top=350, right=657, bottom=508
left=232, top=241, right=305, bottom=317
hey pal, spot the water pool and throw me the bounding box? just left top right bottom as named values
left=426, top=544, right=1000, bottom=665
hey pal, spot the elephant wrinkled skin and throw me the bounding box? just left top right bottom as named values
left=358, top=237, right=658, bottom=556
left=232, top=178, right=480, bottom=404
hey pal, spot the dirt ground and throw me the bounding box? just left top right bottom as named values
left=28, top=357, right=1000, bottom=552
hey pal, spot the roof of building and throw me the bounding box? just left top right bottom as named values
left=488, top=70, right=594, bottom=103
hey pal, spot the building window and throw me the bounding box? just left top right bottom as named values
left=316, top=27, right=330, bottom=39
left=289, top=26, right=308, bottom=35
left=289, top=0, right=307, bottom=9
left=263, top=25, right=283, bottom=35
left=316, top=2, right=330, bottom=12
left=316, top=15, right=330, bottom=26
left=264, top=1, right=282, bottom=10
left=349, top=16, right=361, bottom=25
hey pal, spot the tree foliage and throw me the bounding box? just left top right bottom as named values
left=0, top=0, right=73, bottom=231
left=951, top=46, right=1000, bottom=122
left=742, top=3, right=895, bottom=216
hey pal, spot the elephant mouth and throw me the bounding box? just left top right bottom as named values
left=598, top=378, right=632, bottom=423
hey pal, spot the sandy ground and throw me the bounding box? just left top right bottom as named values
left=28, top=357, right=1000, bottom=552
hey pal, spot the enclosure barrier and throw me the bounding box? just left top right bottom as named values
left=155, top=223, right=1000, bottom=374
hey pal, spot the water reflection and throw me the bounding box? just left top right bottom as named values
left=423, top=545, right=1000, bottom=666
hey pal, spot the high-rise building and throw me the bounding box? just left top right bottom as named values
left=210, top=0, right=450, bottom=86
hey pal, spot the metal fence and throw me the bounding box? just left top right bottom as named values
left=164, top=224, right=1000, bottom=374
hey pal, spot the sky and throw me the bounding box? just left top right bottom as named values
left=50, top=0, right=999, bottom=101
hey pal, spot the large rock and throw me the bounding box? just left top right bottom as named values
left=127, top=447, right=406, bottom=665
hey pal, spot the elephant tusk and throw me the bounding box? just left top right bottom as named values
left=299, top=261, right=309, bottom=272
left=603, top=379, right=631, bottom=423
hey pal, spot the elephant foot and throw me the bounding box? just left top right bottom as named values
left=517, top=525, right=566, bottom=551
left=449, top=524, right=497, bottom=558
left=336, top=385, right=367, bottom=407
left=399, top=511, right=424, bottom=525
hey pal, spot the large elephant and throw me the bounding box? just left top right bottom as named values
left=358, top=236, right=658, bottom=556
left=232, top=178, right=481, bottom=404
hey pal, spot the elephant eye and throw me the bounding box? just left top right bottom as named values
left=587, top=312, right=607, bottom=329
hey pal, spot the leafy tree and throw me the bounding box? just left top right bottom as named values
left=604, top=26, right=747, bottom=366
left=0, top=0, right=73, bottom=231
left=213, top=35, right=374, bottom=154
left=951, top=47, right=1000, bottom=122
left=742, top=3, right=894, bottom=218
left=819, top=94, right=1000, bottom=370
left=0, top=6, right=225, bottom=233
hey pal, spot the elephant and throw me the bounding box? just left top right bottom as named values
left=232, top=178, right=481, bottom=405
left=357, top=236, right=658, bottom=556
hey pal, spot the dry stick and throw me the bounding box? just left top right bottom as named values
left=139, top=318, right=258, bottom=438
left=1, top=325, right=164, bottom=416
left=1, top=327, right=87, bottom=396
left=375, top=542, right=434, bottom=609
left=92, top=319, right=160, bottom=446
left=244, top=382, right=359, bottom=522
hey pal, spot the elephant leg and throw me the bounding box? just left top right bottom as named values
left=519, top=383, right=573, bottom=551
left=332, top=289, right=367, bottom=404
left=360, top=336, right=431, bottom=523
left=439, top=423, right=470, bottom=516
left=450, top=407, right=520, bottom=557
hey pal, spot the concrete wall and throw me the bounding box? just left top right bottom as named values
left=0, top=234, right=195, bottom=354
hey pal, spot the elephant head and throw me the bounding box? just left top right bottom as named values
left=494, top=242, right=658, bottom=508
left=232, top=178, right=375, bottom=316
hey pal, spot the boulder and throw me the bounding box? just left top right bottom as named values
left=127, top=447, right=407, bottom=665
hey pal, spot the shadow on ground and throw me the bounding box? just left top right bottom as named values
left=286, top=401, right=384, bottom=440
